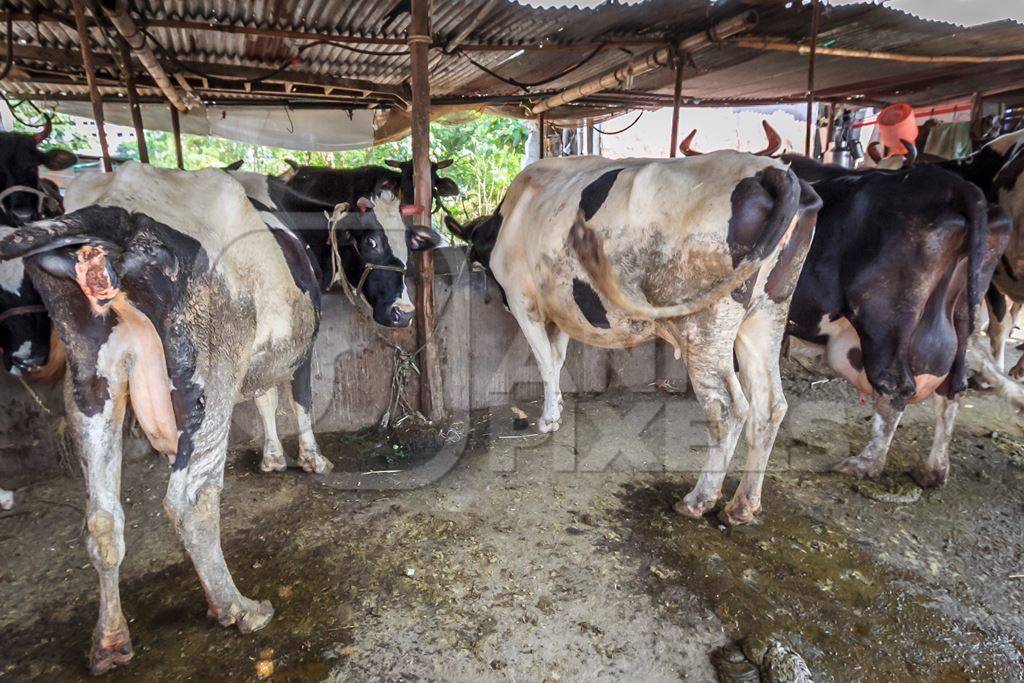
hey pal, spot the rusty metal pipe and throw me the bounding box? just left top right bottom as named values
left=98, top=0, right=188, bottom=111
left=530, top=11, right=757, bottom=116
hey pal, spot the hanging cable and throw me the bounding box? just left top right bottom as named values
left=455, top=43, right=606, bottom=92
left=593, top=110, right=644, bottom=135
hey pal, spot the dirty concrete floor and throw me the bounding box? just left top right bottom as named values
left=2, top=359, right=1024, bottom=682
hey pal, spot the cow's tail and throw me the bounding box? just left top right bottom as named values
left=568, top=167, right=802, bottom=320
left=961, top=184, right=994, bottom=336
left=0, top=214, right=117, bottom=263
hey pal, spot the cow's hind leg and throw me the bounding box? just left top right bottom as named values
left=722, top=309, right=788, bottom=525
left=291, top=352, right=332, bottom=474
left=987, top=289, right=1015, bottom=371
left=255, top=388, right=287, bottom=473
left=833, top=396, right=903, bottom=479
left=909, top=394, right=958, bottom=488
left=675, top=320, right=750, bottom=520
left=509, top=300, right=565, bottom=433
left=71, top=378, right=134, bottom=674
left=164, top=436, right=274, bottom=633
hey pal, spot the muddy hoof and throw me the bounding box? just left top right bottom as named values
left=259, top=448, right=288, bottom=473
left=908, top=464, right=948, bottom=489
left=711, top=644, right=760, bottom=682
left=89, top=636, right=133, bottom=676
left=674, top=491, right=717, bottom=519
left=719, top=500, right=760, bottom=526
left=832, top=455, right=883, bottom=480
left=1010, top=364, right=1024, bottom=381
left=538, top=416, right=561, bottom=433
left=209, top=598, right=274, bottom=633
left=299, top=450, right=334, bottom=475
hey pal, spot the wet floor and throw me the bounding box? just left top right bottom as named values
left=1, top=367, right=1024, bottom=681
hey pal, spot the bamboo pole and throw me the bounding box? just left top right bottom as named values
left=669, top=49, right=684, bottom=158
left=70, top=0, right=112, bottom=172
left=530, top=11, right=756, bottom=116
left=410, top=0, right=444, bottom=422
left=730, top=38, right=1024, bottom=64
left=805, top=0, right=821, bottom=157
left=169, top=105, right=184, bottom=169
left=119, top=39, right=148, bottom=163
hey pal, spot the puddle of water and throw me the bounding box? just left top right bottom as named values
left=611, top=482, right=1024, bottom=682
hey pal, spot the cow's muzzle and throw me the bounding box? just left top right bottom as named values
left=384, top=304, right=415, bottom=328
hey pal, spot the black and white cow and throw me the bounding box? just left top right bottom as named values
left=0, top=161, right=330, bottom=673
left=225, top=169, right=431, bottom=473
left=449, top=152, right=822, bottom=525
left=938, top=130, right=1024, bottom=376
left=783, top=161, right=1011, bottom=487
left=0, top=120, right=76, bottom=377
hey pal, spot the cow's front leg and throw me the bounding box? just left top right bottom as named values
left=70, top=378, right=134, bottom=675
left=676, top=342, right=750, bottom=520
left=164, top=438, right=274, bottom=633
left=509, top=302, right=565, bottom=433
left=254, top=388, right=287, bottom=473
left=291, top=354, right=332, bottom=474
left=833, top=396, right=903, bottom=479
left=909, top=394, right=958, bottom=488
left=0, top=487, right=13, bottom=510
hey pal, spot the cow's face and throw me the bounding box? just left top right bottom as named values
left=384, top=158, right=460, bottom=204
left=0, top=242, right=49, bottom=374
left=0, top=131, right=76, bottom=225
left=341, top=191, right=433, bottom=328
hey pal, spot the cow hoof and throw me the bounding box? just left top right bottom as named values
left=833, top=455, right=883, bottom=480
left=720, top=499, right=760, bottom=526
left=674, top=491, right=717, bottom=519
left=1010, top=365, right=1024, bottom=381
left=259, top=447, right=288, bottom=473
left=909, top=464, right=948, bottom=489
left=89, top=632, right=133, bottom=676
left=209, top=598, right=274, bottom=633
left=299, top=449, right=334, bottom=475
left=538, top=416, right=561, bottom=433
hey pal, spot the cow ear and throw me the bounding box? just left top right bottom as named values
left=39, top=148, right=77, bottom=171
left=385, top=159, right=403, bottom=169
left=357, top=196, right=374, bottom=212
left=409, top=226, right=441, bottom=251
left=435, top=176, right=460, bottom=197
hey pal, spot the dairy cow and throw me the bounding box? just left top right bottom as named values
left=449, top=152, right=821, bottom=525
left=0, top=162, right=335, bottom=673
left=784, top=162, right=1010, bottom=486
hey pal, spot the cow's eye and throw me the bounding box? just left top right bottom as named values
left=366, top=237, right=378, bottom=250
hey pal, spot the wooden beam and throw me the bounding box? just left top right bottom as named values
left=805, top=0, right=821, bottom=157
left=669, top=49, right=683, bottom=158
left=730, top=38, right=1024, bottom=64
left=169, top=104, right=184, bottom=169
left=119, top=39, right=148, bottom=163
left=70, top=0, right=111, bottom=172
left=410, top=0, right=444, bottom=423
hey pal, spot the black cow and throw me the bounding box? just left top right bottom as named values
left=786, top=161, right=1011, bottom=487
left=0, top=118, right=77, bottom=376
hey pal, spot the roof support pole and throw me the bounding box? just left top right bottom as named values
left=805, top=0, right=821, bottom=157
left=530, top=11, right=756, bottom=116
left=99, top=0, right=188, bottom=112
left=169, top=105, right=184, bottom=169
left=538, top=113, right=545, bottom=159
left=669, top=49, right=684, bottom=157
left=410, top=0, right=445, bottom=423
left=70, top=0, right=111, bottom=172
left=119, top=39, right=148, bottom=163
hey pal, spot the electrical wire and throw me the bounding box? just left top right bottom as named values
left=456, top=43, right=606, bottom=92
left=593, top=110, right=644, bottom=135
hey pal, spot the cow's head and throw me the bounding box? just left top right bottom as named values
left=0, top=227, right=51, bottom=375
left=336, top=189, right=432, bottom=327
left=680, top=120, right=783, bottom=157
left=0, top=118, right=76, bottom=225
left=373, top=175, right=442, bottom=250
left=384, top=157, right=460, bottom=205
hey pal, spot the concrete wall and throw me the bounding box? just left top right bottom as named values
left=0, top=247, right=689, bottom=475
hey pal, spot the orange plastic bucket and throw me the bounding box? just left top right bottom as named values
left=877, top=103, right=918, bottom=155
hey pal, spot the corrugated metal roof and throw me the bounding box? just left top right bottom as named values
left=1, top=0, right=1023, bottom=136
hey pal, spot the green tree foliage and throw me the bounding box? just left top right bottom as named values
left=10, top=102, right=90, bottom=152
left=117, top=111, right=526, bottom=221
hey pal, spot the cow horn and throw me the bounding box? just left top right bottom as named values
left=385, top=159, right=403, bottom=169
left=679, top=130, right=703, bottom=156
left=899, top=138, right=918, bottom=166
left=867, top=142, right=883, bottom=164
left=435, top=158, right=453, bottom=169
left=755, top=121, right=782, bottom=157
left=32, top=115, right=52, bottom=144
left=284, top=158, right=299, bottom=171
